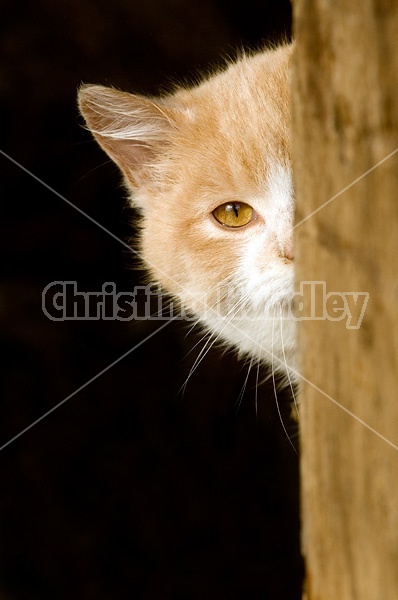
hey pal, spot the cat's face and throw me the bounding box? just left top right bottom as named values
left=78, top=43, right=295, bottom=376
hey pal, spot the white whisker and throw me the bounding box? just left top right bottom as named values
left=272, top=315, right=297, bottom=454
left=255, top=359, right=260, bottom=421
left=279, top=307, right=300, bottom=422
left=235, top=357, right=254, bottom=414
left=180, top=330, right=215, bottom=397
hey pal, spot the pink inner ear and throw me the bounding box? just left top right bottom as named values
left=105, top=136, right=157, bottom=167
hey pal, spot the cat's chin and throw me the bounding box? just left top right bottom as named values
left=199, top=305, right=297, bottom=381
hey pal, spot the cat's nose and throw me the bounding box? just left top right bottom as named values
left=282, top=242, right=294, bottom=261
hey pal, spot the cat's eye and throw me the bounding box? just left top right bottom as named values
left=212, top=202, right=255, bottom=228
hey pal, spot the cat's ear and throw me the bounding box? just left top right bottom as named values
left=78, top=85, right=176, bottom=187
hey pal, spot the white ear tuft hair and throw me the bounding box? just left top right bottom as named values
left=78, top=85, right=175, bottom=185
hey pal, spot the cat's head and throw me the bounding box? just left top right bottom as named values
left=78, top=43, right=296, bottom=376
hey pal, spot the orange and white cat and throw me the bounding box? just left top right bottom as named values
left=78, top=43, right=296, bottom=380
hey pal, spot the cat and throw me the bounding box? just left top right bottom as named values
left=78, top=42, right=296, bottom=384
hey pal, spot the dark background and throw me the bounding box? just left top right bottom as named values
left=1, top=2, right=302, bottom=598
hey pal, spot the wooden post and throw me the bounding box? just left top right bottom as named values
left=292, top=2, right=398, bottom=598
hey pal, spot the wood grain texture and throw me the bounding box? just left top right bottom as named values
left=292, top=1, right=398, bottom=598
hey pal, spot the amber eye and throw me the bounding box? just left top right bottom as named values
left=212, top=202, right=255, bottom=228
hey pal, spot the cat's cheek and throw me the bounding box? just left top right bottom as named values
left=138, top=222, right=180, bottom=290
left=137, top=219, right=221, bottom=315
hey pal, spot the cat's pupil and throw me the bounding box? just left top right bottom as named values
left=232, top=204, right=239, bottom=218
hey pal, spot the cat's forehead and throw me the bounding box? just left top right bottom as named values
left=161, top=47, right=292, bottom=202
